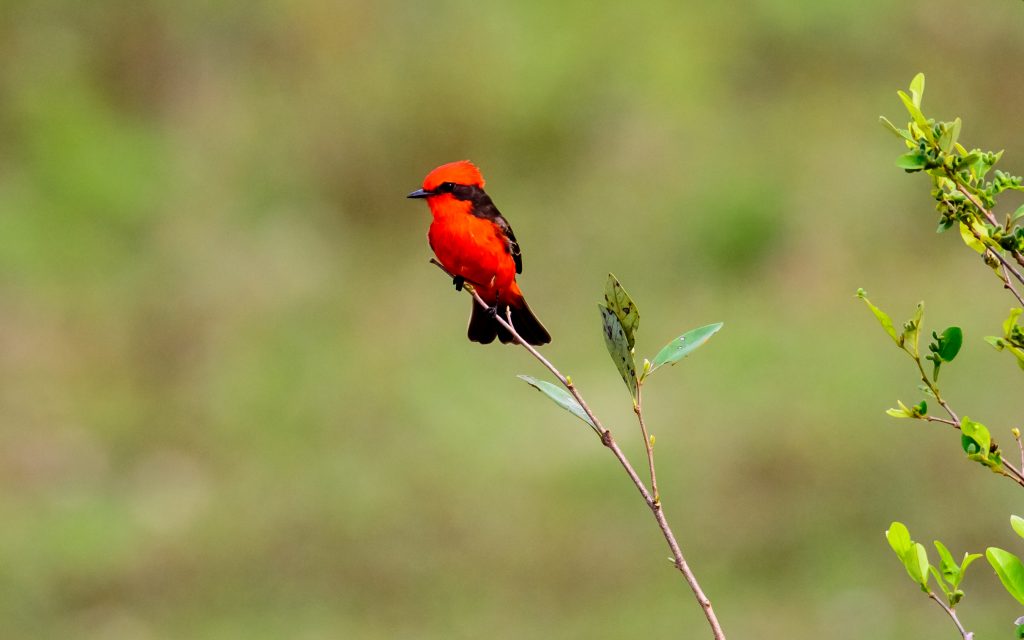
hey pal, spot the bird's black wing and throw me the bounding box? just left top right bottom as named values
left=463, top=186, right=523, bottom=274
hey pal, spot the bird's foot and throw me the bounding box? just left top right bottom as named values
left=452, top=276, right=465, bottom=291
left=487, top=305, right=499, bottom=319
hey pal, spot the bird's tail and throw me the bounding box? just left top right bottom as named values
left=467, top=294, right=551, bottom=346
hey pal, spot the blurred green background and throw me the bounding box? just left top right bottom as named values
left=3, top=1, right=1024, bottom=638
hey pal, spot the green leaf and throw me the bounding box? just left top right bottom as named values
left=938, top=117, right=961, bottom=152
left=886, top=400, right=924, bottom=419
left=886, top=521, right=913, bottom=556
left=856, top=289, right=900, bottom=345
left=603, top=274, right=640, bottom=350
left=936, top=326, right=963, bottom=362
left=959, top=222, right=986, bottom=254
left=896, top=152, right=927, bottom=171
left=928, top=566, right=952, bottom=599
left=1012, top=204, right=1024, bottom=223
left=905, top=542, right=930, bottom=588
left=648, top=322, right=724, bottom=374
left=987, top=547, right=1024, bottom=606
left=904, top=302, right=924, bottom=358
left=1005, top=308, right=1022, bottom=336
left=517, top=375, right=597, bottom=431
left=934, top=540, right=958, bottom=583
left=961, top=417, right=991, bottom=457
left=1012, top=515, right=1024, bottom=540
left=886, top=523, right=929, bottom=588
left=898, top=90, right=929, bottom=130
left=598, top=306, right=638, bottom=400
left=909, top=73, right=925, bottom=108
left=959, top=552, right=982, bottom=582
left=879, top=116, right=911, bottom=140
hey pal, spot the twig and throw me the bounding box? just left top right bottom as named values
left=998, top=261, right=1024, bottom=307
left=927, top=592, right=973, bottom=640
left=634, top=385, right=660, bottom=503
left=430, top=258, right=727, bottom=639
left=911, top=357, right=959, bottom=425
left=1016, top=431, right=1024, bottom=474
left=913, top=359, right=1024, bottom=488
left=953, top=181, right=1000, bottom=229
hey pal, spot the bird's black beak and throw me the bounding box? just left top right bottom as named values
left=407, top=188, right=433, bottom=199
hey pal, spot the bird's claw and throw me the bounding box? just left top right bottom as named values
left=487, top=305, right=498, bottom=319
left=452, top=276, right=465, bottom=291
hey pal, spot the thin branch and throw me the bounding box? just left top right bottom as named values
left=913, top=358, right=1024, bottom=488
left=911, top=356, right=959, bottom=425
left=1016, top=431, right=1024, bottom=474
left=998, top=261, right=1024, bottom=307
left=927, top=592, right=973, bottom=640
left=634, top=384, right=660, bottom=503
left=953, top=181, right=1000, bottom=229
left=429, top=259, right=727, bottom=639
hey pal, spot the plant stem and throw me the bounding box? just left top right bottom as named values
left=927, top=592, right=973, bottom=640
left=910, top=355, right=959, bottom=425
left=912, top=356, right=1024, bottom=488
left=429, top=259, right=726, bottom=639
left=998, top=262, right=1024, bottom=307
left=634, top=384, right=660, bottom=503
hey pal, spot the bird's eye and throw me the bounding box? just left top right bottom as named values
left=439, top=182, right=455, bottom=192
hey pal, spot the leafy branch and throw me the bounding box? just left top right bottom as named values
left=431, top=259, right=726, bottom=639
left=869, top=73, right=1024, bottom=637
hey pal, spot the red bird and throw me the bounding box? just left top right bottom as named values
left=408, top=161, right=551, bottom=345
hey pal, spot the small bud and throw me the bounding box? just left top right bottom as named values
left=565, top=375, right=573, bottom=386
left=649, top=435, right=656, bottom=447
left=1013, top=428, right=1021, bottom=440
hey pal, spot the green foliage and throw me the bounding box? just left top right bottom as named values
left=517, top=375, right=598, bottom=432
left=986, top=308, right=1024, bottom=371
left=886, top=399, right=926, bottom=419
left=882, top=73, right=1024, bottom=258
left=599, top=306, right=639, bottom=400
left=856, top=288, right=899, bottom=345
left=960, top=417, right=1003, bottom=471
left=598, top=274, right=639, bottom=400
left=524, top=275, right=724, bottom=431
left=647, top=323, right=724, bottom=376
left=886, top=522, right=979, bottom=608
left=603, top=274, right=640, bottom=350
left=987, top=547, right=1024, bottom=606
left=927, top=326, right=963, bottom=381
left=876, top=74, right=1024, bottom=636
left=886, top=522, right=930, bottom=591
left=595, top=274, right=722, bottom=398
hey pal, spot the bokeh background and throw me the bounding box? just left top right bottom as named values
left=3, top=1, right=1024, bottom=638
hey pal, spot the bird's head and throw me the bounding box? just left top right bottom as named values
left=407, top=160, right=485, bottom=201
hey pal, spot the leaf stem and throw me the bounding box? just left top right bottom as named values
left=429, top=259, right=727, bottom=639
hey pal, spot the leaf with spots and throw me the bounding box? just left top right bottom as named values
left=599, top=305, right=638, bottom=401
left=604, top=274, right=640, bottom=350
left=648, top=323, right=724, bottom=375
